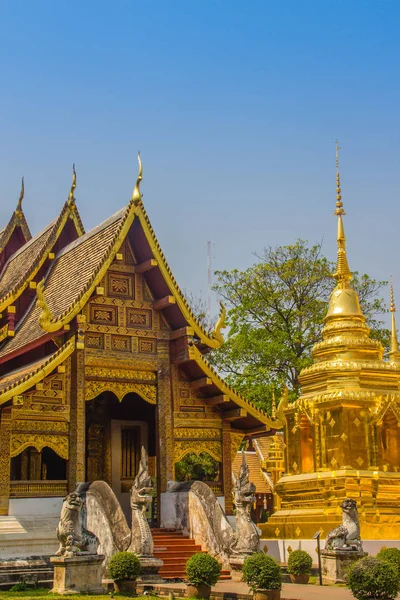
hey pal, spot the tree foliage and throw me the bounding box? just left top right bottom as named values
left=175, top=451, right=220, bottom=482
left=209, top=240, right=388, bottom=413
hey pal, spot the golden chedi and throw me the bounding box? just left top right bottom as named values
left=263, top=143, right=400, bottom=540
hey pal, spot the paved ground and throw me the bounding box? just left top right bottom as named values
left=156, top=580, right=354, bottom=599
left=217, top=580, right=353, bottom=598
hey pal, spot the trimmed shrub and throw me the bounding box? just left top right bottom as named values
left=347, top=556, right=400, bottom=600
left=242, top=553, right=282, bottom=591
left=377, top=548, right=400, bottom=577
left=108, top=551, right=141, bottom=582
left=186, top=553, right=221, bottom=587
left=287, top=549, right=313, bottom=575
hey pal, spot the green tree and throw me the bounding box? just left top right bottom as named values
left=175, top=452, right=220, bottom=482
left=211, top=240, right=388, bottom=413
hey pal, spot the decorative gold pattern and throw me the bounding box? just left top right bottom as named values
left=174, top=428, right=221, bottom=439
left=0, top=409, right=12, bottom=515
left=126, top=308, right=152, bottom=329
left=90, top=305, right=118, bottom=325
left=174, top=440, right=222, bottom=463
left=108, top=272, right=134, bottom=298
left=85, top=380, right=156, bottom=405
left=10, top=434, right=69, bottom=460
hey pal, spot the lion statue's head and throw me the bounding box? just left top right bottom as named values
left=62, top=492, right=84, bottom=513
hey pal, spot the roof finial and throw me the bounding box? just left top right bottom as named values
left=16, top=177, right=24, bottom=215
left=271, top=389, right=277, bottom=419
left=389, top=276, right=399, bottom=358
left=68, top=164, right=76, bottom=205
left=333, top=141, right=351, bottom=286
left=131, top=152, right=143, bottom=205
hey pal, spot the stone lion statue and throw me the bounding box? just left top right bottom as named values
left=325, top=498, right=362, bottom=551
left=55, top=491, right=99, bottom=556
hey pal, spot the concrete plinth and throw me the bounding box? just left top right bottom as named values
left=50, top=554, right=105, bottom=595
left=321, top=549, right=366, bottom=585
left=138, top=557, right=164, bottom=583
left=229, top=555, right=249, bottom=582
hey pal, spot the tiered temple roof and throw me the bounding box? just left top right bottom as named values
left=0, top=159, right=281, bottom=433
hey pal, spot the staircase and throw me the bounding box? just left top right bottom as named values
left=152, top=528, right=231, bottom=580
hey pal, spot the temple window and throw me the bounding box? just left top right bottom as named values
left=11, top=446, right=66, bottom=481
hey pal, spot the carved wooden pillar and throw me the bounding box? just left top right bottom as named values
left=0, top=407, right=12, bottom=515
left=68, top=348, right=86, bottom=491
left=20, top=450, right=28, bottom=480
left=222, top=423, right=234, bottom=515
left=29, top=449, right=42, bottom=480
left=157, top=340, right=174, bottom=492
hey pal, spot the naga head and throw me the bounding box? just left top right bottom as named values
left=130, top=446, right=153, bottom=507
left=234, top=451, right=256, bottom=506
left=341, top=497, right=358, bottom=517
left=63, top=492, right=84, bottom=512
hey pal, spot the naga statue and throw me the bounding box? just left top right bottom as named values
left=325, top=498, right=362, bottom=551
left=55, top=491, right=99, bottom=556
left=231, top=451, right=260, bottom=555
left=127, top=446, right=154, bottom=557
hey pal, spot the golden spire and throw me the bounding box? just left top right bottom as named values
left=333, top=141, right=352, bottom=286
left=131, top=152, right=143, bottom=205
left=389, top=276, right=399, bottom=360
left=68, top=164, right=76, bottom=205
left=15, top=177, right=24, bottom=216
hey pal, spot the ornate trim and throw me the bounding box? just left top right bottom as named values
left=230, top=432, right=245, bottom=463
left=85, top=380, right=156, bottom=405
left=174, top=440, right=222, bottom=463
left=0, top=338, right=75, bottom=406
left=10, top=433, right=69, bottom=460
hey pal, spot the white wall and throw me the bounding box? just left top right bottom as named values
left=9, top=497, right=63, bottom=516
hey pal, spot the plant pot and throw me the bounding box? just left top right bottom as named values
left=186, top=583, right=212, bottom=599
left=289, top=573, right=310, bottom=584
left=114, top=579, right=137, bottom=595
left=254, top=589, right=281, bottom=600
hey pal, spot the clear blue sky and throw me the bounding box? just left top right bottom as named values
left=1, top=0, right=399, bottom=318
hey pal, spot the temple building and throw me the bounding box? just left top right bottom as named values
left=0, top=157, right=281, bottom=538
left=263, top=144, right=400, bottom=540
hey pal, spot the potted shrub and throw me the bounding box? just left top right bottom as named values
left=377, top=547, right=400, bottom=577
left=108, top=551, right=141, bottom=595
left=185, top=553, right=221, bottom=599
left=347, top=556, right=400, bottom=600
left=242, top=553, right=282, bottom=600
left=287, top=549, right=312, bottom=584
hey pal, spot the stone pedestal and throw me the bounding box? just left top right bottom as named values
left=50, top=554, right=105, bottom=594
left=229, top=555, right=248, bottom=582
left=321, top=549, right=367, bottom=585
left=138, top=557, right=164, bottom=583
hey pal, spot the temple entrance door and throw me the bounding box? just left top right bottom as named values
left=85, top=391, right=157, bottom=525
left=111, top=419, right=148, bottom=521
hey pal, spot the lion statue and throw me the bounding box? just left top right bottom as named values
left=55, top=491, right=99, bottom=556
left=325, top=498, right=362, bottom=551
